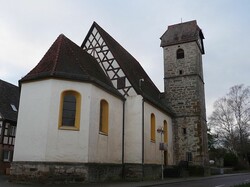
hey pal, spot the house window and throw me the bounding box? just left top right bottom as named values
left=177, top=48, right=184, bottom=59
left=8, top=126, right=16, bottom=136
left=3, top=137, right=8, bottom=144
left=186, top=152, right=193, bottom=162
left=4, top=123, right=9, bottom=135
left=151, top=113, right=156, bottom=142
left=99, top=99, right=109, bottom=135
left=163, top=120, right=168, bottom=143
left=0, top=121, right=2, bottom=137
left=3, top=150, right=11, bottom=162
left=12, top=138, right=15, bottom=145
left=58, top=90, right=81, bottom=130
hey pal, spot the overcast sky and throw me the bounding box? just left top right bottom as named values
left=1, top=0, right=250, bottom=117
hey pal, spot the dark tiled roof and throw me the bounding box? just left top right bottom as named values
left=82, top=22, right=173, bottom=115
left=160, top=20, right=204, bottom=51
left=21, top=34, right=123, bottom=99
left=0, top=80, right=19, bottom=121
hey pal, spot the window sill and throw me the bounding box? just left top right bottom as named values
left=151, top=140, right=156, bottom=143
left=58, top=126, right=79, bottom=131
left=99, top=131, right=108, bottom=136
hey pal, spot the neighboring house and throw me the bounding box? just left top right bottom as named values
left=0, top=80, right=19, bottom=174
left=11, top=20, right=207, bottom=183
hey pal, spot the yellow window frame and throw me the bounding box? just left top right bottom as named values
left=99, top=99, right=109, bottom=135
left=58, top=90, right=81, bottom=131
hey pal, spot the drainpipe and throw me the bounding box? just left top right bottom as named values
left=142, top=98, right=145, bottom=180
left=139, top=78, right=145, bottom=180
left=122, top=100, right=125, bottom=179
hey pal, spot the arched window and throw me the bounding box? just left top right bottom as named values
left=151, top=113, right=156, bottom=142
left=163, top=120, right=168, bottom=144
left=58, top=90, right=81, bottom=130
left=176, top=48, right=184, bottom=59
left=99, top=99, right=109, bottom=135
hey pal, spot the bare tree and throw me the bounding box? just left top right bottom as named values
left=209, top=85, right=250, bottom=159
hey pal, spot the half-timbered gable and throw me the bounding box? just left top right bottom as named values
left=82, top=22, right=172, bottom=115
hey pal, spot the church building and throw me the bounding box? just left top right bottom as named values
left=11, top=20, right=208, bottom=183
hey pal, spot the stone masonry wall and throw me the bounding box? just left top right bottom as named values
left=163, top=42, right=208, bottom=165
left=10, top=162, right=162, bottom=183
left=10, top=162, right=123, bottom=184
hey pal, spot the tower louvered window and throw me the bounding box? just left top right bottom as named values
left=177, top=48, right=184, bottom=59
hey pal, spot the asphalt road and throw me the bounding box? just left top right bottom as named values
left=0, top=173, right=250, bottom=187
left=150, top=173, right=250, bottom=187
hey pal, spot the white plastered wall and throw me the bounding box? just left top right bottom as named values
left=124, top=95, right=143, bottom=164
left=88, top=85, right=123, bottom=164
left=143, top=102, right=173, bottom=165
left=14, top=79, right=123, bottom=164
left=14, top=80, right=54, bottom=161
left=124, top=96, right=173, bottom=165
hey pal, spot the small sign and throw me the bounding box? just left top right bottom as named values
left=159, top=143, right=168, bottom=150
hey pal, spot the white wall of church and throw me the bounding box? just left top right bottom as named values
left=45, top=80, right=92, bottom=163
left=124, top=96, right=173, bottom=166
left=143, top=102, right=173, bottom=165
left=124, top=95, right=143, bottom=163
left=14, top=80, right=52, bottom=161
left=14, top=79, right=123, bottom=164
left=88, top=86, right=123, bottom=164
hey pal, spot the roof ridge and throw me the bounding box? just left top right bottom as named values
left=50, top=34, right=64, bottom=76
left=168, top=20, right=197, bottom=28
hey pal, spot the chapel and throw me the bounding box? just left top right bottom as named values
left=11, top=20, right=208, bottom=182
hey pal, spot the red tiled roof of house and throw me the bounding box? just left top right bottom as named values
left=0, top=79, right=19, bottom=121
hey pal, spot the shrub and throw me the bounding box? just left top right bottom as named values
left=224, top=153, right=238, bottom=167
left=187, top=165, right=204, bottom=176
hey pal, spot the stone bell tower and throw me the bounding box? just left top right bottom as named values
left=160, top=20, right=208, bottom=166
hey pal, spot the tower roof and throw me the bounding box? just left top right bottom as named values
left=21, top=34, right=123, bottom=98
left=160, top=20, right=204, bottom=48
left=0, top=79, right=19, bottom=121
